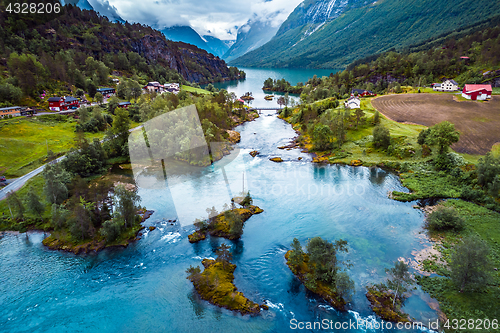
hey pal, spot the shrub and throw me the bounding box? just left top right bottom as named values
left=372, top=125, right=391, bottom=150
left=461, top=186, right=486, bottom=202
left=425, top=206, right=465, bottom=231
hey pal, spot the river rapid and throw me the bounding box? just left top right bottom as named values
left=1, top=68, right=440, bottom=333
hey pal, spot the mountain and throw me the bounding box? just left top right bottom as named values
left=203, top=35, right=233, bottom=58
left=223, top=19, right=281, bottom=63
left=160, top=26, right=232, bottom=58
left=62, top=0, right=124, bottom=22
left=0, top=1, right=244, bottom=105
left=160, top=26, right=209, bottom=51
left=231, top=0, right=500, bottom=68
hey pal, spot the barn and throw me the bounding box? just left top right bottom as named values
left=462, top=84, right=492, bottom=101
left=351, top=89, right=376, bottom=97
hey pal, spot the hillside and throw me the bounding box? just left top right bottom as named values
left=0, top=0, right=243, bottom=106
left=261, top=22, right=500, bottom=103
left=231, top=0, right=500, bottom=68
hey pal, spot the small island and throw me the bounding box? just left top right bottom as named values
left=285, top=237, right=355, bottom=311
left=186, top=244, right=265, bottom=315
left=365, top=261, right=414, bottom=322
left=188, top=192, right=263, bottom=243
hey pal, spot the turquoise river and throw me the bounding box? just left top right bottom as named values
left=1, top=68, right=440, bottom=333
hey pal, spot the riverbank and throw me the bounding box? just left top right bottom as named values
left=277, top=94, right=500, bottom=327
left=414, top=200, right=500, bottom=324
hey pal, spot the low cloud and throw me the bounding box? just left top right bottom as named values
left=106, top=0, right=303, bottom=40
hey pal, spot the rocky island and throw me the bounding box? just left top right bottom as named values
left=186, top=244, right=266, bottom=315
left=285, top=237, right=354, bottom=311
left=188, top=193, right=263, bottom=243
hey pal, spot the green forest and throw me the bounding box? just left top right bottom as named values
left=0, top=0, right=244, bottom=108
left=232, top=0, right=500, bottom=68
left=262, top=22, right=500, bottom=100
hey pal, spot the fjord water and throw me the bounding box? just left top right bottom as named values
left=1, top=69, right=438, bottom=333
left=211, top=67, right=339, bottom=108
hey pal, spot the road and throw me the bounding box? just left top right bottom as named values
left=0, top=124, right=143, bottom=201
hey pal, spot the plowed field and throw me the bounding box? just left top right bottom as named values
left=372, top=94, right=500, bottom=154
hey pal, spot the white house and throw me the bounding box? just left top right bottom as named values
left=433, top=79, right=459, bottom=91
left=162, top=83, right=180, bottom=94
left=344, top=96, right=361, bottom=109
left=144, top=82, right=164, bottom=93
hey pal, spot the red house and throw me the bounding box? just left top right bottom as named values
left=351, top=89, right=377, bottom=97
left=48, top=96, right=80, bottom=111
left=461, top=84, right=492, bottom=101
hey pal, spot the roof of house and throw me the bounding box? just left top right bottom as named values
left=97, top=87, right=115, bottom=92
left=444, top=79, right=458, bottom=85
left=119, top=101, right=131, bottom=106
left=434, top=84, right=442, bottom=87
left=48, top=97, right=63, bottom=102
left=147, top=82, right=161, bottom=86
left=65, top=97, right=79, bottom=103
left=463, top=84, right=493, bottom=93
left=352, top=88, right=374, bottom=94
left=0, top=106, right=22, bottom=111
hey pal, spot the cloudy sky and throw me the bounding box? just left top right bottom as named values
left=95, top=0, right=303, bottom=40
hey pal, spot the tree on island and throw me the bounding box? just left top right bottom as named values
left=288, top=238, right=305, bottom=273
left=240, top=191, right=253, bottom=207
left=226, top=209, right=244, bottom=237
left=306, top=237, right=349, bottom=285
left=287, top=237, right=354, bottom=302
left=385, top=260, right=415, bottom=307
left=216, top=244, right=233, bottom=269
left=450, top=235, right=493, bottom=292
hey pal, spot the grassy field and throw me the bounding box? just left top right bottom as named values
left=0, top=117, right=104, bottom=178
left=181, top=85, right=211, bottom=94
left=0, top=173, right=49, bottom=231
left=294, top=98, right=430, bottom=166
left=372, top=94, right=500, bottom=155
left=417, top=200, right=500, bottom=326
left=492, top=87, right=500, bottom=95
